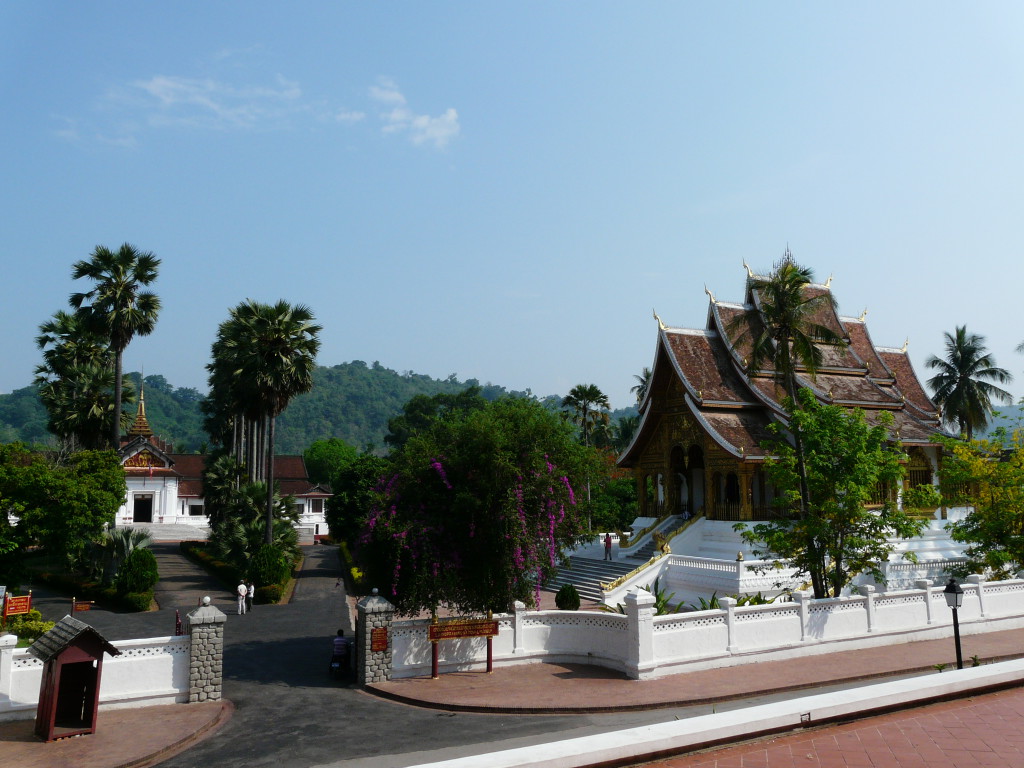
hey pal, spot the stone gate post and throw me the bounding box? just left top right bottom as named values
left=357, top=588, right=395, bottom=685
left=186, top=596, right=226, bottom=703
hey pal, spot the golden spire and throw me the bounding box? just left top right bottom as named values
left=653, top=308, right=666, bottom=330
left=128, top=385, right=153, bottom=438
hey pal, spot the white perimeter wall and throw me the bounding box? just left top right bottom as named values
left=391, top=576, right=1024, bottom=680
left=0, top=634, right=189, bottom=722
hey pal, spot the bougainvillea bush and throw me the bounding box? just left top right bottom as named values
left=359, top=397, right=605, bottom=615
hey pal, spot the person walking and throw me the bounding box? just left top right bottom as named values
left=604, top=532, right=613, bottom=561
left=237, top=580, right=247, bottom=615
left=246, top=580, right=255, bottom=613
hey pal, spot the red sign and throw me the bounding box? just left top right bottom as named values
left=3, top=594, right=31, bottom=618
left=370, top=627, right=388, bottom=652
left=73, top=601, right=93, bottom=612
left=428, top=619, right=499, bottom=642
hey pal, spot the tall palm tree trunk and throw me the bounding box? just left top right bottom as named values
left=266, top=412, right=277, bottom=545
left=112, top=348, right=124, bottom=449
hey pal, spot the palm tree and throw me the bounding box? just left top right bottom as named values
left=631, top=367, right=652, bottom=406
left=728, top=253, right=846, bottom=402
left=727, top=253, right=846, bottom=598
left=70, top=243, right=161, bottom=449
left=613, top=414, right=640, bottom=452
left=561, top=384, right=611, bottom=447
left=927, top=326, right=1012, bottom=439
left=216, top=300, right=321, bottom=544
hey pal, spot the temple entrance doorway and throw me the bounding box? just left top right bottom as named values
left=134, top=494, right=153, bottom=523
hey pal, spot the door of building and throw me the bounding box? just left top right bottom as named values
left=134, top=494, right=153, bottom=523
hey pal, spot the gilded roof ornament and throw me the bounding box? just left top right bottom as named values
left=653, top=308, right=666, bottom=330
left=704, top=285, right=716, bottom=304
left=742, top=259, right=754, bottom=278
left=859, top=308, right=868, bottom=322
left=824, top=274, right=833, bottom=289
left=901, top=338, right=909, bottom=353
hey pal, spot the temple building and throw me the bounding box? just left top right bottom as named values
left=618, top=266, right=945, bottom=522
left=116, top=391, right=331, bottom=539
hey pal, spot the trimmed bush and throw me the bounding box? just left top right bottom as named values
left=249, top=543, right=290, bottom=588
left=116, top=548, right=159, bottom=595
left=4, top=609, right=54, bottom=643
left=255, top=585, right=282, bottom=604
left=555, top=583, right=581, bottom=611
left=118, top=591, right=154, bottom=612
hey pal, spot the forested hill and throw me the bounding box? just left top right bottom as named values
left=0, top=361, right=635, bottom=454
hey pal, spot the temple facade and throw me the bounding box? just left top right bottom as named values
left=116, top=392, right=331, bottom=538
left=618, top=268, right=944, bottom=522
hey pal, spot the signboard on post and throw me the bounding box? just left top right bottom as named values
left=3, top=592, right=32, bottom=620
left=370, top=627, right=388, bottom=653
left=427, top=619, right=498, bottom=642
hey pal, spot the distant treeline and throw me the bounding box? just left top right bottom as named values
left=0, top=362, right=638, bottom=454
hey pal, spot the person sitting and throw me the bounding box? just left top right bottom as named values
left=333, top=629, right=351, bottom=656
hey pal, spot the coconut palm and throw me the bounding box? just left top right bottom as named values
left=631, top=367, right=652, bottom=406
left=726, top=253, right=846, bottom=598
left=70, top=243, right=161, bottom=449
left=927, top=326, right=1012, bottom=439
left=613, top=414, right=640, bottom=452
left=214, top=300, right=321, bottom=544
left=728, top=252, right=846, bottom=402
left=561, top=384, right=611, bottom=447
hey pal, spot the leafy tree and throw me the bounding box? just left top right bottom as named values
left=940, top=430, right=1024, bottom=579
left=561, top=384, right=611, bottom=447
left=927, top=326, right=1012, bottom=439
left=736, top=390, right=923, bottom=599
left=727, top=253, right=846, bottom=521
left=2, top=444, right=126, bottom=567
left=384, top=386, right=488, bottom=450
left=70, top=243, right=161, bottom=449
left=359, top=397, right=605, bottom=614
left=207, top=480, right=300, bottom=573
left=612, top=414, right=640, bottom=453
left=304, top=438, right=359, bottom=485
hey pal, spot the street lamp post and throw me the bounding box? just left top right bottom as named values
left=943, top=577, right=964, bottom=670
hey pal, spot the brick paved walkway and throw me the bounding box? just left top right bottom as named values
left=642, top=686, right=1024, bottom=768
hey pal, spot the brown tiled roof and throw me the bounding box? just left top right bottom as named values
left=697, top=410, right=777, bottom=458
left=664, top=329, right=753, bottom=404
left=878, top=349, right=939, bottom=419
left=843, top=319, right=893, bottom=381
left=798, top=372, right=902, bottom=407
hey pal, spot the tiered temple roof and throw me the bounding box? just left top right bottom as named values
left=619, top=271, right=944, bottom=468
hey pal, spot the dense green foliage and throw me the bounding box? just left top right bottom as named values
left=736, top=391, right=923, bottom=598
left=940, top=430, right=1024, bottom=578
left=1, top=362, right=638, bottom=454
left=359, top=397, right=607, bottom=614
left=1, top=444, right=126, bottom=568
left=555, top=584, right=581, bottom=610
left=116, top=547, right=159, bottom=595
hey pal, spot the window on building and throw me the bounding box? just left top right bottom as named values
left=189, top=504, right=205, bottom=516
left=311, top=498, right=323, bottom=515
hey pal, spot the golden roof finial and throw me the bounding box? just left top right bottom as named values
left=742, top=259, right=754, bottom=278
left=704, top=285, right=716, bottom=304
left=859, top=308, right=868, bottom=322
left=128, top=384, right=153, bottom=438
left=828, top=388, right=834, bottom=399
left=901, top=338, right=909, bottom=353
left=653, top=308, right=666, bottom=330
left=824, top=274, right=833, bottom=289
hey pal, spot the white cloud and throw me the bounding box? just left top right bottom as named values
left=335, top=110, right=366, bottom=123
left=130, top=74, right=302, bottom=130
left=370, top=77, right=460, bottom=149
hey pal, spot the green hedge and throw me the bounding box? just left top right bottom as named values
left=179, top=540, right=293, bottom=605
left=3, top=609, right=54, bottom=643
left=31, top=571, right=154, bottom=613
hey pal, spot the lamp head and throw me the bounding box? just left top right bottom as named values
left=943, top=577, right=964, bottom=609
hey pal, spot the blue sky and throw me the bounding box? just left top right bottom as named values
left=4, top=4, right=1024, bottom=410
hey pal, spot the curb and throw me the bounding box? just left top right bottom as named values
left=363, top=650, right=1024, bottom=715
left=115, top=700, right=233, bottom=768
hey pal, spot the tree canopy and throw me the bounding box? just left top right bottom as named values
left=927, top=326, right=1012, bottom=440
left=736, top=391, right=922, bottom=598
left=359, top=397, right=606, bottom=614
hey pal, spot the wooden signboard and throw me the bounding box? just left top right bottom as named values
left=370, top=627, right=388, bottom=652
left=428, top=619, right=499, bottom=642
left=3, top=593, right=31, bottom=618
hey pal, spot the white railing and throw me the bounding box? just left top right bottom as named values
left=388, top=574, right=1024, bottom=681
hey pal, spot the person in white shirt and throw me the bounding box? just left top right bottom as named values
left=237, top=580, right=247, bottom=615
